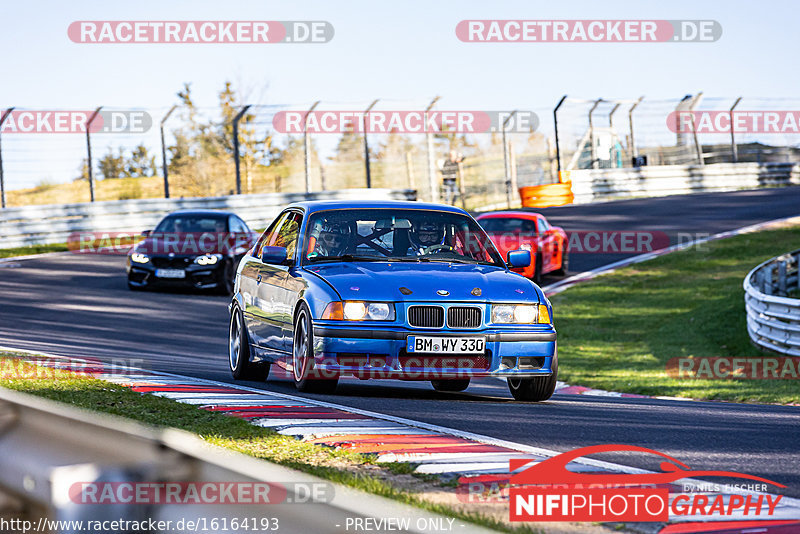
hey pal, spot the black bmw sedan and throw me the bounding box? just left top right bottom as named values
left=126, top=209, right=256, bottom=294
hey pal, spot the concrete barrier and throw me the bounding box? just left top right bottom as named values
left=0, top=188, right=417, bottom=248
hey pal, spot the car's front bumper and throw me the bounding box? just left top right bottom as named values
left=127, top=258, right=226, bottom=290
left=309, top=323, right=557, bottom=379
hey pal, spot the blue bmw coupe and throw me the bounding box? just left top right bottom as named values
left=228, top=200, right=558, bottom=401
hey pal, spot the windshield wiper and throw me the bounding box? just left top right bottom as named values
left=388, top=257, right=431, bottom=262
left=308, top=254, right=377, bottom=263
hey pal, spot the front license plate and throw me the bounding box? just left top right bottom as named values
left=407, top=336, right=485, bottom=354
left=155, top=268, right=186, bottom=279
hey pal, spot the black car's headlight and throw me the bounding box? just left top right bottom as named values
left=322, top=301, right=396, bottom=321
left=194, top=253, right=222, bottom=266
left=130, top=252, right=150, bottom=264
left=492, top=304, right=550, bottom=324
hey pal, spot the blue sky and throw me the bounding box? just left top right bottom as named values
left=1, top=0, right=798, bottom=188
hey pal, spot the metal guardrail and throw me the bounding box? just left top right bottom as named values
left=744, top=249, right=800, bottom=357
left=0, top=387, right=494, bottom=534
left=566, top=162, right=800, bottom=204
left=0, top=188, right=417, bottom=249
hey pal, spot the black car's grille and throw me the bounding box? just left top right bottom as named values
left=447, top=306, right=482, bottom=329
left=151, top=256, right=193, bottom=268
left=407, top=306, right=444, bottom=328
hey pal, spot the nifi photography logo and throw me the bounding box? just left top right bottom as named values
left=507, top=444, right=785, bottom=522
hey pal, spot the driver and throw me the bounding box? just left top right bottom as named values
left=409, top=220, right=445, bottom=254
left=312, top=221, right=351, bottom=258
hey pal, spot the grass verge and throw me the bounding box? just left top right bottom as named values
left=551, top=225, right=800, bottom=404
left=0, top=243, right=68, bottom=259
left=0, top=354, right=550, bottom=534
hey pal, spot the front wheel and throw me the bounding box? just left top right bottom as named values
left=292, top=304, right=338, bottom=393
left=431, top=379, right=470, bottom=392
left=507, top=356, right=558, bottom=401
left=229, top=306, right=269, bottom=381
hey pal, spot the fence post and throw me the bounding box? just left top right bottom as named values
left=232, top=104, right=251, bottom=195
left=425, top=96, right=441, bottom=203
left=304, top=101, right=320, bottom=194
left=553, top=95, right=567, bottom=178
left=729, top=97, right=742, bottom=163
left=0, top=107, right=14, bottom=209
left=85, top=107, right=103, bottom=202
left=159, top=105, right=178, bottom=199
left=363, top=99, right=378, bottom=188
left=502, top=110, right=518, bottom=208
left=689, top=92, right=704, bottom=165
left=628, top=96, right=644, bottom=161
left=588, top=99, right=602, bottom=170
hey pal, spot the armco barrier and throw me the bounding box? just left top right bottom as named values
left=566, top=162, right=800, bottom=204
left=744, top=248, right=800, bottom=357
left=0, top=386, right=493, bottom=533
left=0, top=188, right=416, bottom=249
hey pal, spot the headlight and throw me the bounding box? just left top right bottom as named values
left=492, top=304, right=550, bottom=324
left=194, top=254, right=222, bottom=266
left=130, top=252, right=150, bottom=264
left=322, top=301, right=395, bottom=321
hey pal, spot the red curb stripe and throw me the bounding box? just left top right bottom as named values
left=346, top=442, right=512, bottom=454
left=130, top=386, right=246, bottom=393
left=557, top=386, right=591, bottom=394
left=311, top=435, right=473, bottom=445
left=216, top=411, right=370, bottom=420
left=659, top=520, right=800, bottom=534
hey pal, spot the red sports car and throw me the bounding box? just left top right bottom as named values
left=476, top=211, right=567, bottom=284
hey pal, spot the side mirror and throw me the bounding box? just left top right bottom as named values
left=141, top=230, right=151, bottom=237
left=507, top=249, right=532, bottom=268
left=260, top=246, right=288, bottom=265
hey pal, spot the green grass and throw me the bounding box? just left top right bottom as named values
left=551, top=225, right=800, bottom=404
left=0, top=354, right=543, bottom=534
left=0, top=242, right=68, bottom=259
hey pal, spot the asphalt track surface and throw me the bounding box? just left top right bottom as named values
left=1, top=187, right=799, bottom=497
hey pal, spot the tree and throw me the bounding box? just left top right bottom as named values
left=126, top=144, right=156, bottom=177
left=98, top=148, right=125, bottom=180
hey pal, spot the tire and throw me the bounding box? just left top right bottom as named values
left=507, top=355, right=558, bottom=402
left=431, top=379, right=470, bottom=392
left=292, top=303, right=338, bottom=393
left=554, top=250, right=568, bottom=277
left=229, top=305, right=270, bottom=381
left=217, top=260, right=235, bottom=295
left=532, top=254, right=543, bottom=286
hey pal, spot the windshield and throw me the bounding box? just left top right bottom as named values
left=154, top=214, right=228, bottom=233
left=305, top=208, right=506, bottom=267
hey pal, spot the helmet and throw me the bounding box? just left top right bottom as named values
left=316, top=220, right=351, bottom=256
left=410, top=220, right=444, bottom=248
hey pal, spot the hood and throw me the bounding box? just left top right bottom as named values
left=304, top=261, right=541, bottom=303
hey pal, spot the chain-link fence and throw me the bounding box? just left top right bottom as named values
left=2, top=94, right=799, bottom=210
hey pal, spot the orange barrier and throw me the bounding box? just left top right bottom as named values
left=518, top=182, right=574, bottom=208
